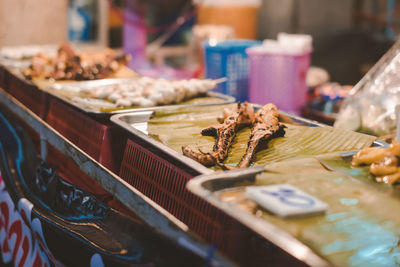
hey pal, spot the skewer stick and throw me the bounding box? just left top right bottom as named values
left=396, top=104, right=400, bottom=142
left=214, top=77, right=228, bottom=84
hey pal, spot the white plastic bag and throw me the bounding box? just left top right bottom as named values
left=335, top=42, right=400, bottom=136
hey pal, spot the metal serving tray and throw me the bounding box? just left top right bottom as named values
left=0, top=88, right=232, bottom=266
left=110, top=105, right=328, bottom=175
left=186, top=137, right=390, bottom=267
left=43, top=78, right=236, bottom=118
left=0, top=44, right=58, bottom=68
left=112, top=104, right=386, bottom=266
left=187, top=167, right=330, bottom=267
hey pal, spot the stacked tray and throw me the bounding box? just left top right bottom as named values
left=187, top=145, right=397, bottom=267
left=110, top=103, right=380, bottom=265
left=0, top=44, right=138, bottom=117
left=42, top=78, right=235, bottom=118
left=0, top=44, right=57, bottom=68
left=111, top=103, right=377, bottom=175
left=0, top=45, right=236, bottom=178
left=0, top=45, right=235, bottom=119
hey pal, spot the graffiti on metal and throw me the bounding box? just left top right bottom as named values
left=0, top=174, right=51, bottom=267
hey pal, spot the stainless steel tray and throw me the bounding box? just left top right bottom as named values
left=186, top=167, right=330, bottom=267
left=186, top=140, right=390, bottom=267
left=0, top=44, right=57, bottom=68
left=0, top=88, right=233, bottom=267
left=43, top=78, right=236, bottom=117
left=110, top=105, right=329, bottom=175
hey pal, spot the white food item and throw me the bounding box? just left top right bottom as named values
left=72, top=97, right=117, bottom=108
left=148, top=92, right=164, bottom=105
left=115, top=97, right=132, bottom=107
left=205, top=79, right=217, bottom=92
left=159, top=85, right=175, bottom=103
left=91, top=88, right=105, bottom=98
left=130, top=97, right=145, bottom=106
left=173, top=86, right=186, bottom=103
left=140, top=98, right=156, bottom=108
left=80, top=86, right=94, bottom=93
left=121, top=90, right=141, bottom=98
left=138, top=76, right=154, bottom=87
left=94, top=86, right=114, bottom=98
left=109, top=92, right=122, bottom=102
left=141, top=88, right=153, bottom=97
left=85, top=77, right=218, bottom=109
left=185, top=80, right=199, bottom=98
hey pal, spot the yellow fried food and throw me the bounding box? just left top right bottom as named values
left=385, top=141, right=400, bottom=156
left=351, top=147, right=386, bottom=166
left=376, top=171, right=400, bottom=185
left=370, top=156, right=399, bottom=176
left=352, top=141, right=400, bottom=185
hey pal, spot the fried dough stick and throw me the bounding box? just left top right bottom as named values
left=220, top=104, right=285, bottom=170
left=182, top=102, right=254, bottom=166
left=352, top=141, right=400, bottom=185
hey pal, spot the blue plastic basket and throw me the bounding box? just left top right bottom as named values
left=203, top=40, right=262, bottom=102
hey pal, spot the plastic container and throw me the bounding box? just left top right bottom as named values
left=123, top=5, right=147, bottom=70
left=203, top=39, right=261, bottom=102
left=196, top=0, right=261, bottom=40
left=247, top=47, right=311, bottom=115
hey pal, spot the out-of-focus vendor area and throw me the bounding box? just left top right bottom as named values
left=1, top=0, right=400, bottom=266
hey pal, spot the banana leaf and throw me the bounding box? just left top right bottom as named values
left=223, top=155, right=400, bottom=266
left=148, top=105, right=377, bottom=170
left=316, top=152, right=400, bottom=193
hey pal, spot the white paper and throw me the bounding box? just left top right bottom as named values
left=246, top=184, right=328, bottom=218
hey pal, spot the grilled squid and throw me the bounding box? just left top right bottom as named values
left=219, top=103, right=286, bottom=170
left=182, top=102, right=254, bottom=166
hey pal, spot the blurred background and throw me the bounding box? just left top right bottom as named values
left=1, top=0, right=400, bottom=126
left=1, top=0, right=398, bottom=84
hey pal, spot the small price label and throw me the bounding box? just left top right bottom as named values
left=246, top=184, right=328, bottom=218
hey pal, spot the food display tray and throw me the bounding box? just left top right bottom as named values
left=5, top=66, right=48, bottom=117
left=42, top=79, right=236, bottom=118
left=110, top=106, right=327, bottom=175
left=111, top=105, right=384, bottom=264
left=186, top=139, right=389, bottom=267
left=0, top=44, right=58, bottom=68
left=187, top=167, right=329, bottom=266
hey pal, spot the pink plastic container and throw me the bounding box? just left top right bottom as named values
left=247, top=48, right=311, bottom=114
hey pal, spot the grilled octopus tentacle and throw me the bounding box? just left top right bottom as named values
left=181, top=147, right=218, bottom=166
left=182, top=102, right=254, bottom=166
left=219, top=103, right=285, bottom=170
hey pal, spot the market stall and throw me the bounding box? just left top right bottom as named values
left=1, top=1, right=400, bottom=266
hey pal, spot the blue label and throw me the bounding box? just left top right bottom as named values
left=261, top=187, right=316, bottom=209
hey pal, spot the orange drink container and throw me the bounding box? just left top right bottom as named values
left=196, top=0, right=261, bottom=40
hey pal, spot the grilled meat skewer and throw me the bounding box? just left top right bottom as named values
left=182, top=102, right=254, bottom=166
left=219, top=103, right=285, bottom=170
left=23, top=43, right=130, bottom=81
